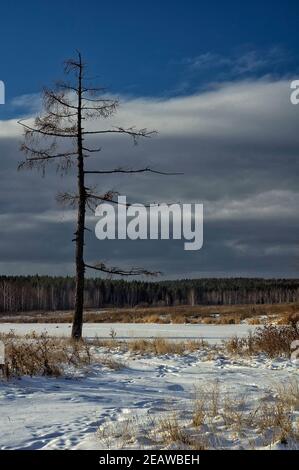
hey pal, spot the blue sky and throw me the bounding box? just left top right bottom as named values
left=0, top=1, right=299, bottom=278
left=0, top=0, right=298, bottom=108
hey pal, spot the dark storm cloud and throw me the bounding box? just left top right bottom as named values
left=0, top=79, right=298, bottom=277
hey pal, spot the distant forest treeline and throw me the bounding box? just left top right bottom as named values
left=0, top=276, right=299, bottom=313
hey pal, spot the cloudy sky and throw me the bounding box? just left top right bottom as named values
left=0, top=1, right=298, bottom=278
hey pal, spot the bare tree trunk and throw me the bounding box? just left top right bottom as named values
left=19, top=52, right=160, bottom=340
left=72, top=55, right=86, bottom=339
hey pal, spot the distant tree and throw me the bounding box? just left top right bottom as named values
left=18, top=52, right=175, bottom=339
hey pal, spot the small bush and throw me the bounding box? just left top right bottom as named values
left=252, top=324, right=298, bottom=357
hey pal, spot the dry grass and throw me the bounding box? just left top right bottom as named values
left=0, top=331, right=127, bottom=378
left=2, top=303, right=299, bottom=325
left=108, top=381, right=299, bottom=450
left=217, top=315, right=241, bottom=325
left=143, top=314, right=163, bottom=323
left=190, top=381, right=299, bottom=449
left=158, top=414, right=192, bottom=445
left=193, top=381, right=222, bottom=425
left=90, top=335, right=208, bottom=356
left=0, top=331, right=92, bottom=378
left=277, top=311, right=299, bottom=326
left=96, top=417, right=138, bottom=449
left=91, top=372, right=299, bottom=450
left=98, top=354, right=126, bottom=370
left=126, top=338, right=207, bottom=356
left=93, top=322, right=299, bottom=363
left=171, top=314, right=187, bottom=324
left=127, top=338, right=185, bottom=355
left=247, top=317, right=261, bottom=325
left=201, top=316, right=215, bottom=324
left=225, top=323, right=299, bottom=358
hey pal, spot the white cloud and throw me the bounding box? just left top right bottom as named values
left=205, top=190, right=299, bottom=221
left=1, top=78, right=296, bottom=140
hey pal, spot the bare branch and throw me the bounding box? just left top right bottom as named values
left=56, top=192, right=79, bottom=207
left=85, top=262, right=160, bottom=277
left=44, top=88, right=78, bottom=110
left=64, top=51, right=86, bottom=73
left=86, top=190, right=119, bottom=205
left=82, top=86, right=107, bottom=93
left=55, top=80, right=79, bottom=94
left=20, top=144, right=77, bottom=161
left=48, top=110, right=78, bottom=119
left=18, top=119, right=77, bottom=138
left=82, top=102, right=118, bottom=118
left=86, top=191, right=159, bottom=208
left=82, top=127, right=157, bottom=143
left=82, top=146, right=102, bottom=153
left=35, top=114, right=78, bottom=135
left=82, top=96, right=117, bottom=103
left=84, top=167, right=183, bottom=175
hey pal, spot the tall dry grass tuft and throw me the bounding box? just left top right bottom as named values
left=127, top=338, right=185, bottom=355
left=225, top=324, right=299, bottom=358
left=158, top=414, right=191, bottom=445
left=126, top=338, right=207, bottom=356
left=0, top=331, right=92, bottom=378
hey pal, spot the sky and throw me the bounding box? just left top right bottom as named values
left=0, top=0, right=299, bottom=279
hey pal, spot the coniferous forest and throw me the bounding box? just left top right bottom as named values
left=0, top=276, right=298, bottom=313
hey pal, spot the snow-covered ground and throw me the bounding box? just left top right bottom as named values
left=0, top=323, right=298, bottom=450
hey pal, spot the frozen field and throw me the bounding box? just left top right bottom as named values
left=0, top=323, right=298, bottom=450
left=0, top=322, right=257, bottom=344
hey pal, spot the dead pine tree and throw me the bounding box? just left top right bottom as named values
left=18, top=52, right=178, bottom=339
